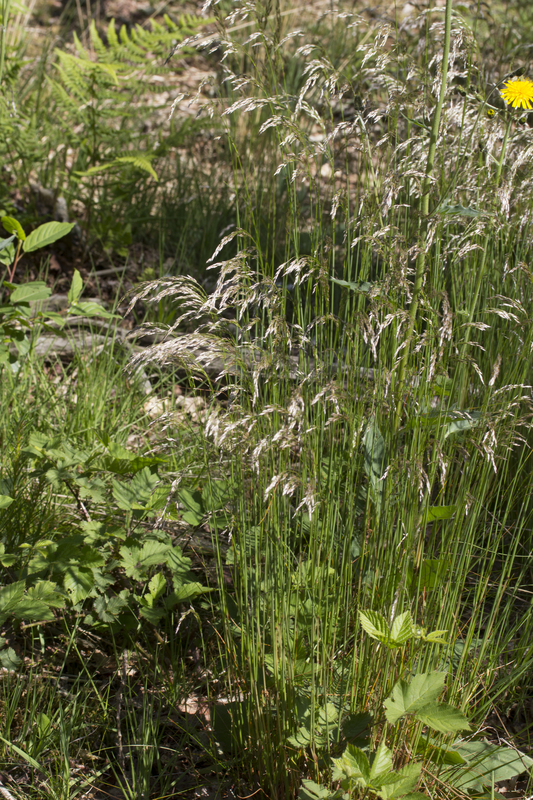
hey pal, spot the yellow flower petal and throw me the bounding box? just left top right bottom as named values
left=500, top=78, right=533, bottom=110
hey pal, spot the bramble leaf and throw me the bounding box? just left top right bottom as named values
left=384, top=672, right=446, bottom=725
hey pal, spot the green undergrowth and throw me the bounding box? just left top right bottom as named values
left=2, top=0, right=533, bottom=798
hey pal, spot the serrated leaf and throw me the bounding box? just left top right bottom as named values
left=27, top=581, right=65, bottom=609
left=23, top=221, right=75, bottom=252
left=0, top=646, right=21, bottom=670
left=342, top=712, right=373, bottom=746
left=359, top=609, right=389, bottom=644
left=119, top=539, right=169, bottom=579
left=332, top=744, right=371, bottom=785
left=2, top=216, right=26, bottom=240
left=299, top=779, right=341, bottom=800
left=384, top=672, right=446, bottom=725
left=395, top=795, right=428, bottom=800
left=112, top=467, right=159, bottom=510
left=169, top=581, right=207, bottom=602
left=10, top=282, right=52, bottom=304
left=63, top=566, right=94, bottom=604
left=93, top=594, right=128, bottom=622
left=0, top=581, right=26, bottom=624
left=288, top=727, right=312, bottom=748
left=379, top=762, right=421, bottom=799
left=416, top=702, right=470, bottom=734
left=147, top=571, right=166, bottom=600
left=138, top=603, right=165, bottom=624
left=68, top=269, right=83, bottom=303
left=369, top=742, right=394, bottom=785
left=389, top=611, right=414, bottom=646
left=423, top=629, right=448, bottom=644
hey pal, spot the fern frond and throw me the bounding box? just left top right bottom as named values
left=115, top=155, right=158, bottom=180
left=75, top=153, right=158, bottom=181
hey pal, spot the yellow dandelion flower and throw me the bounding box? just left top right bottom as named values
left=500, top=77, right=533, bottom=110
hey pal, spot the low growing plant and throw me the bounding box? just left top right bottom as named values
left=299, top=611, right=533, bottom=800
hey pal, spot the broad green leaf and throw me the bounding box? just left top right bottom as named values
left=332, top=744, right=371, bottom=785
left=331, top=277, right=373, bottom=292
left=169, top=581, right=208, bottom=602
left=419, top=559, right=448, bottom=590
left=0, top=581, right=26, bottom=625
left=179, top=487, right=205, bottom=525
left=15, top=596, right=56, bottom=621
left=138, top=603, right=165, bottom=625
left=0, top=241, right=15, bottom=265
left=0, top=495, right=13, bottom=509
left=389, top=611, right=414, bottom=646
left=112, top=467, right=159, bottom=510
left=167, top=546, right=194, bottom=586
left=0, top=646, right=21, bottom=670
left=363, top=415, right=387, bottom=506
left=379, top=762, right=422, bottom=799
left=93, top=594, right=128, bottom=622
left=0, top=235, right=15, bottom=251
left=147, top=571, right=166, bottom=601
left=416, top=737, right=466, bottom=766
left=396, top=795, right=428, bottom=800
left=1, top=216, right=26, bottom=240
left=422, top=629, right=448, bottom=644
left=63, top=566, right=95, bottom=604
left=36, top=712, right=51, bottom=739
left=425, top=505, right=456, bottom=521
left=203, top=479, right=233, bottom=511
left=10, top=282, right=52, bottom=304
left=359, top=609, right=389, bottom=644
left=23, top=221, right=75, bottom=252
left=368, top=742, right=394, bottom=784
left=288, top=727, right=313, bottom=748
left=445, top=741, right=533, bottom=792
left=444, top=412, right=481, bottom=439
left=437, top=201, right=480, bottom=217
left=415, top=702, right=470, bottom=734
left=409, top=559, right=450, bottom=595
left=342, top=712, right=373, bottom=746
left=299, top=779, right=342, bottom=800
left=119, top=539, right=169, bottom=580
left=106, top=441, right=138, bottom=461
left=384, top=671, right=446, bottom=725
left=67, top=269, right=83, bottom=303
left=27, top=581, right=65, bottom=609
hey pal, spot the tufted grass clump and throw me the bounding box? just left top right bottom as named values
left=129, top=0, right=533, bottom=796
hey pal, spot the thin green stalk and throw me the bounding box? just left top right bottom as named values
left=394, top=0, right=453, bottom=430
left=0, top=0, right=11, bottom=87
left=458, top=113, right=512, bottom=406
